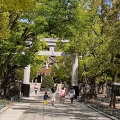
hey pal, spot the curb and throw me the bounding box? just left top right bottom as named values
left=0, top=101, right=14, bottom=114
left=86, top=104, right=118, bottom=120
left=0, top=106, right=9, bottom=114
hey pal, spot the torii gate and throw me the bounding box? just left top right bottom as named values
left=22, top=38, right=78, bottom=97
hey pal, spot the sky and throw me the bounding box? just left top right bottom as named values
left=98, top=0, right=113, bottom=15
left=104, top=0, right=112, bottom=8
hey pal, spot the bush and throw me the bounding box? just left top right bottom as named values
left=41, top=76, right=54, bottom=89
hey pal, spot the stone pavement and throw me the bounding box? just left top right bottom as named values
left=0, top=91, right=117, bottom=120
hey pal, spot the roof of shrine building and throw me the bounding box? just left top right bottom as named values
left=38, top=56, right=57, bottom=75
left=38, top=67, right=52, bottom=74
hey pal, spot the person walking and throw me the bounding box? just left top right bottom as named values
left=34, top=84, right=38, bottom=94
left=54, top=83, right=58, bottom=92
left=51, top=87, right=56, bottom=106
left=69, top=87, right=75, bottom=103
left=60, top=87, right=66, bottom=103
left=43, top=91, right=49, bottom=105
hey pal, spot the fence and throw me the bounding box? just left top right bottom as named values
left=0, top=93, right=23, bottom=110
left=0, top=100, right=5, bottom=109
left=10, top=93, right=23, bottom=103
left=90, top=97, right=120, bottom=119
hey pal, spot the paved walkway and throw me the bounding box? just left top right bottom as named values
left=0, top=91, right=117, bottom=120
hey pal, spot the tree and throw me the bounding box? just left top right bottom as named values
left=41, top=76, right=54, bottom=89
left=55, top=0, right=118, bottom=101
left=100, top=0, right=120, bottom=108
left=51, top=56, right=72, bottom=84
left=0, top=0, right=48, bottom=97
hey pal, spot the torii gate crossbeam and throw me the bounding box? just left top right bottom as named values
left=37, top=51, right=67, bottom=56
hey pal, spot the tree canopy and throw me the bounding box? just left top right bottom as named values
left=0, top=0, right=120, bottom=106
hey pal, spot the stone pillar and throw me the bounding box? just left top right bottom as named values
left=103, top=82, right=107, bottom=97
left=71, top=55, right=79, bottom=98
left=71, top=56, right=78, bottom=86
left=21, top=64, right=30, bottom=97
left=41, top=75, right=43, bottom=83
left=23, top=64, right=30, bottom=84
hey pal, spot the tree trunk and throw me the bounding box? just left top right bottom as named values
left=0, top=52, right=13, bottom=78
left=109, top=71, right=118, bottom=108
left=90, top=77, right=97, bottom=99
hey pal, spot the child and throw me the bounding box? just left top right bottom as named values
left=60, top=87, right=66, bottom=103
left=43, top=92, right=49, bottom=105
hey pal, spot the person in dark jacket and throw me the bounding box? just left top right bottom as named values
left=43, top=92, right=49, bottom=105
left=69, top=87, right=75, bottom=103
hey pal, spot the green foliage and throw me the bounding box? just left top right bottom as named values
left=54, top=0, right=120, bottom=85
left=41, top=76, right=54, bottom=89
left=0, top=0, right=47, bottom=80
left=0, top=0, right=120, bottom=96
left=30, top=55, right=45, bottom=81
left=51, top=56, right=72, bottom=84
left=15, top=68, right=24, bottom=80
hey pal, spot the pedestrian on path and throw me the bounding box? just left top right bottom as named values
left=51, top=87, right=56, bottom=106
left=60, top=87, right=66, bottom=103
left=34, top=84, right=38, bottom=94
left=54, top=83, right=58, bottom=92
left=43, top=91, right=49, bottom=105
left=69, top=87, right=75, bottom=103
